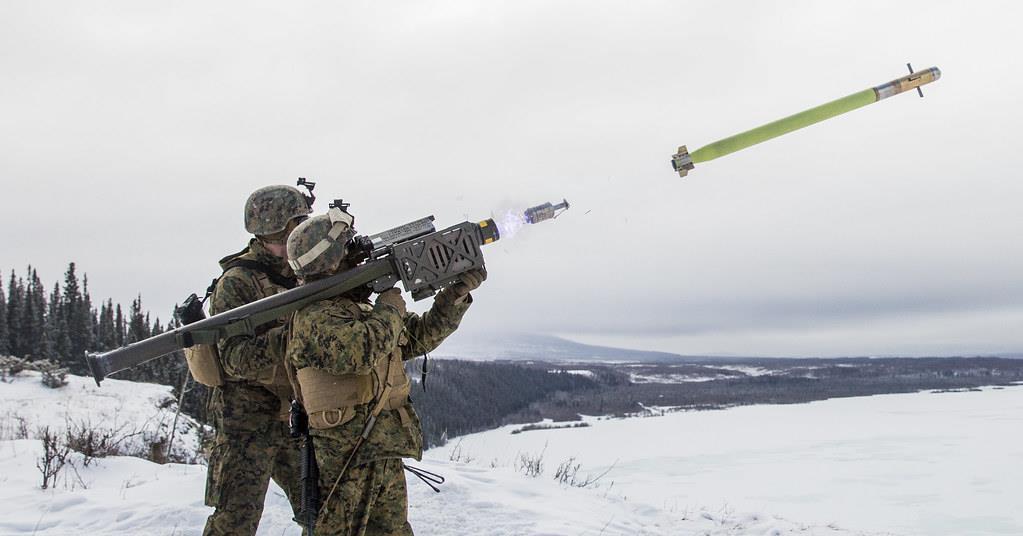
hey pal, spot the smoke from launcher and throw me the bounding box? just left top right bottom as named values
left=495, top=210, right=528, bottom=239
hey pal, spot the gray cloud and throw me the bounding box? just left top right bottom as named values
left=1, top=0, right=1021, bottom=357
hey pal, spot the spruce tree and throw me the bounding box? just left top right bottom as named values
left=0, top=273, right=8, bottom=355
left=31, top=269, right=48, bottom=358
left=46, top=282, right=71, bottom=362
left=7, top=271, right=24, bottom=357
left=63, top=264, right=80, bottom=351
left=84, top=275, right=99, bottom=353
left=63, top=263, right=80, bottom=311
left=127, top=296, right=149, bottom=344
left=22, top=267, right=47, bottom=360
left=101, top=300, right=115, bottom=350
left=115, top=303, right=125, bottom=347
left=98, top=299, right=116, bottom=351
left=70, top=271, right=94, bottom=360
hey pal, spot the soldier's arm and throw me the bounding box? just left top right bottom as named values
left=211, top=271, right=284, bottom=379
left=291, top=303, right=405, bottom=376
left=400, top=292, right=472, bottom=360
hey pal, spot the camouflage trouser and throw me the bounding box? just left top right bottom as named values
left=203, top=420, right=304, bottom=536
left=314, top=445, right=412, bottom=536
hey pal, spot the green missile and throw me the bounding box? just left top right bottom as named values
left=671, top=66, right=942, bottom=177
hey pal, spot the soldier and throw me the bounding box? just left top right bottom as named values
left=203, top=185, right=312, bottom=535
left=284, top=207, right=485, bottom=535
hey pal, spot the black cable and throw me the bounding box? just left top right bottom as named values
left=403, top=463, right=445, bottom=493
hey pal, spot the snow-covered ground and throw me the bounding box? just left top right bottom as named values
left=437, top=385, right=1023, bottom=536
left=0, top=371, right=205, bottom=462
left=2, top=370, right=1021, bottom=535
left=548, top=369, right=597, bottom=378
left=715, top=365, right=774, bottom=376
left=628, top=372, right=724, bottom=383
left=626, top=363, right=782, bottom=383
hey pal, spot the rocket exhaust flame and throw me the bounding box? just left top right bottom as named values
left=496, top=210, right=528, bottom=239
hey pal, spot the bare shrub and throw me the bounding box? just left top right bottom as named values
left=36, top=426, right=79, bottom=489
left=553, top=456, right=581, bottom=485
left=553, top=457, right=618, bottom=488
left=63, top=418, right=145, bottom=467
left=447, top=438, right=475, bottom=464
left=516, top=443, right=547, bottom=478
left=55, top=416, right=190, bottom=468
left=0, top=413, right=30, bottom=440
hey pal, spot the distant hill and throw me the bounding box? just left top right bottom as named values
left=434, top=333, right=1023, bottom=363
left=434, top=332, right=728, bottom=363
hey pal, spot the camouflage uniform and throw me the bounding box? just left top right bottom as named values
left=287, top=290, right=472, bottom=535
left=203, top=238, right=304, bottom=536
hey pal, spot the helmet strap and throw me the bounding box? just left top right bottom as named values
left=288, top=207, right=355, bottom=272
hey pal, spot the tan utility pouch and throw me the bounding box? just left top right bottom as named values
left=297, top=367, right=374, bottom=430
left=185, top=344, right=225, bottom=387
left=296, top=355, right=412, bottom=430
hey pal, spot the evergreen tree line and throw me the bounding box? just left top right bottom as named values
left=412, top=360, right=598, bottom=448
left=0, top=263, right=181, bottom=379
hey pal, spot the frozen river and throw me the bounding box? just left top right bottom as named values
left=430, top=384, right=1023, bottom=535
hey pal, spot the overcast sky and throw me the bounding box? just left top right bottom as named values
left=2, top=1, right=1021, bottom=357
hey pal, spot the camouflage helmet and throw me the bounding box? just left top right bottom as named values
left=287, top=206, right=356, bottom=277
left=244, top=185, right=313, bottom=236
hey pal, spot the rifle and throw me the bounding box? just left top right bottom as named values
left=289, top=400, right=319, bottom=535
left=84, top=199, right=569, bottom=385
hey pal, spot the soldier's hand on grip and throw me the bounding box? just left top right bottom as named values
left=375, top=288, right=407, bottom=316
left=451, top=267, right=487, bottom=297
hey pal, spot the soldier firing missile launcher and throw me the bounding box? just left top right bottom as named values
left=672, top=64, right=942, bottom=177
left=85, top=199, right=570, bottom=385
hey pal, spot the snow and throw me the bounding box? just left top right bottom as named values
left=436, top=386, right=1023, bottom=536
left=2, top=370, right=1022, bottom=535
left=628, top=372, right=723, bottom=383
left=0, top=436, right=858, bottom=536
left=0, top=371, right=205, bottom=462
left=715, top=365, right=775, bottom=376
left=629, top=364, right=781, bottom=383
left=548, top=369, right=596, bottom=378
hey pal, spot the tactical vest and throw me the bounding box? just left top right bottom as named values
left=291, top=303, right=413, bottom=430
left=185, top=256, right=297, bottom=421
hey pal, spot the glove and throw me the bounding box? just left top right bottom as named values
left=457, top=267, right=487, bottom=294
left=447, top=267, right=487, bottom=299
left=375, top=288, right=407, bottom=316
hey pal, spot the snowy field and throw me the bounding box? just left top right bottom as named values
left=1, top=371, right=1021, bottom=535
left=0, top=371, right=205, bottom=463
left=436, top=385, right=1023, bottom=536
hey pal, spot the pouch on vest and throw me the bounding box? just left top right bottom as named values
left=295, top=351, right=412, bottom=430
left=176, top=293, right=226, bottom=387
left=185, top=345, right=225, bottom=387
